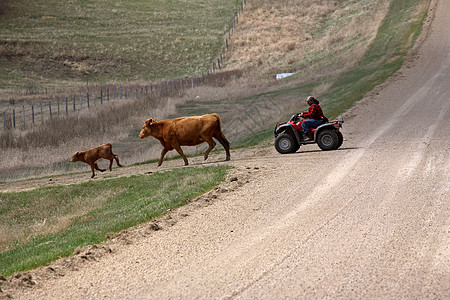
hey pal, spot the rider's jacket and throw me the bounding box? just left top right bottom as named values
left=302, top=100, right=327, bottom=122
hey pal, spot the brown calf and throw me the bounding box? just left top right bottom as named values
left=139, top=113, right=231, bottom=166
left=71, top=143, right=123, bottom=178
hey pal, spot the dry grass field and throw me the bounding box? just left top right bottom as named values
left=0, top=0, right=428, bottom=181
left=0, top=0, right=237, bottom=89
left=225, top=0, right=389, bottom=81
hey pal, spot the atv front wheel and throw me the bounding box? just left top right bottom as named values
left=275, top=133, right=300, bottom=154
left=317, top=129, right=339, bottom=151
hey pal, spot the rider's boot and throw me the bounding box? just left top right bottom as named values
left=303, top=131, right=313, bottom=141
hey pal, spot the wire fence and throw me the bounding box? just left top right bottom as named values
left=2, top=78, right=205, bottom=130
left=1, top=0, right=247, bottom=132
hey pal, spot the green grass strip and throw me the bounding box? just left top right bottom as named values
left=0, top=166, right=229, bottom=277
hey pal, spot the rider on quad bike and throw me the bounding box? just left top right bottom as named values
left=298, top=96, right=328, bottom=141
left=274, top=96, right=344, bottom=154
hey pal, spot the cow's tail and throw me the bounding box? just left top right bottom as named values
left=213, top=114, right=231, bottom=160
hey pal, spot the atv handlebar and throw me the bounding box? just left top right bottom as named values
left=290, top=114, right=301, bottom=121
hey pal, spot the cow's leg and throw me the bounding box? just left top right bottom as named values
left=214, top=133, right=231, bottom=161
left=94, top=162, right=106, bottom=172
left=170, top=142, right=188, bottom=165
left=158, top=148, right=169, bottom=167
left=113, top=154, right=123, bottom=167
left=203, top=138, right=216, bottom=161
left=174, top=146, right=189, bottom=165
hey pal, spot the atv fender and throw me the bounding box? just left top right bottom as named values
left=274, top=123, right=302, bottom=144
left=313, top=122, right=340, bottom=140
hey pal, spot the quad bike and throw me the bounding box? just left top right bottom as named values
left=274, top=114, right=344, bottom=154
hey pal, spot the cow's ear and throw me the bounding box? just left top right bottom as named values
left=76, top=152, right=80, bottom=156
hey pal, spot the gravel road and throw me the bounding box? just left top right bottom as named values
left=2, top=0, right=449, bottom=298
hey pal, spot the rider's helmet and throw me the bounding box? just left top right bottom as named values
left=306, top=96, right=316, bottom=103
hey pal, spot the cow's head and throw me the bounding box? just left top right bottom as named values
left=139, top=118, right=156, bottom=139
left=71, top=152, right=81, bottom=162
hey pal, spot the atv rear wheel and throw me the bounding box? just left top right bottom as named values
left=317, top=129, right=339, bottom=151
left=336, top=131, right=344, bottom=149
left=275, top=133, right=300, bottom=154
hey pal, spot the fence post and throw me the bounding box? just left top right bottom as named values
left=73, top=96, right=76, bottom=112
left=3, top=111, right=6, bottom=130
left=65, top=97, right=69, bottom=115
left=87, top=93, right=90, bottom=108
left=32, top=105, right=35, bottom=124
left=49, top=101, right=52, bottom=119
left=100, top=89, right=103, bottom=104
left=40, top=103, right=43, bottom=123
left=13, top=108, right=16, bottom=128
left=57, top=98, right=60, bottom=116
left=107, top=88, right=109, bottom=102
left=22, top=105, right=26, bottom=128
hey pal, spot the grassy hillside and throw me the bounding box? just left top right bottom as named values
left=0, top=0, right=430, bottom=182
left=0, top=0, right=239, bottom=90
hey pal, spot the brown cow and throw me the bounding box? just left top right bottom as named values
left=71, top=143, right=123, bottom=178
left=139, top=113, right=231, bottom=166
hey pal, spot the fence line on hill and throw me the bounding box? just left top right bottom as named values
left=1, top=77, right=204, bottom=131
left=1, top=0, right=247, bottom=132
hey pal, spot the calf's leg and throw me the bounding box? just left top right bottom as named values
left=94, top=162, right=106, bottom=172
left=108, top=159, right=113, bottom=171
left=113, top=154, right=123, bottom=167
left=90, top=165, right=96, bottom=178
